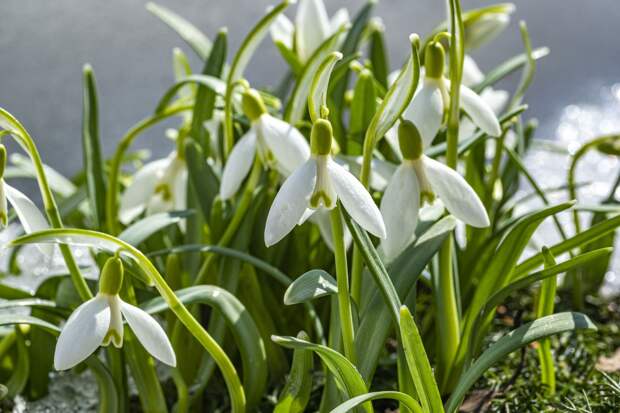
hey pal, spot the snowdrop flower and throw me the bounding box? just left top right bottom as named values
left=119, top=151, right=187, bottom=225
left=220, top=88, right=310, bottom=200
left=380, top=121, right=489, bottom=260
left=265, top=119, right=385, bottom=247
left=463, top=5, right=514, bottom=50
left=270, top=0, right=349, bottom=63
left=54, top=257, right=176, bottom=370
left=402, top=41, right=502, bottom=149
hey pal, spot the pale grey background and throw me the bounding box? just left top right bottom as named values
left=0, top=0, right=619, bottom=177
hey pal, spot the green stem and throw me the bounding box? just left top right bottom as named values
left=0, top=108, right=93, bottom=301
left=436, top=237, right=460, bottom=392
left=536, top=248, right=557, bottom=394
left=194, top=156, right=262, bottom=286
left=105, top=104, right=192, bottom=235
left=329, top=205, right=357, bottom=363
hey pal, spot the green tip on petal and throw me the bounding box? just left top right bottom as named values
left=398, top=120, right=423, bottom=160
left=311, top=119, right=333, bottom=156
left=425, top=41, right=445, bottom=80
left=0, top=144, right=6, bottom=179
left=241, top=88, right=267, bottom=122
left=99, top=257, right=124, bottom=296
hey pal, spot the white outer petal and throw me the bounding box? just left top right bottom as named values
left=295, top=0, right=330, bottom=62
left=54, top=295, right=110, bottom=370
left=258, top=114, right=310, bottom=176
left=327, top=159, right=386, bottom=238
left=423, top=156, right=489, bottom=227
left=462, top=55, right=484, bottom=87
left=270, top=14, right=294, bottom=50
left=380, top=164, right=420, bottom=261
left=329, top=8, right=350, bottom=34
left=119, top=158, right=170, bottom=224
left=4, top=183, right=49, bottom=234
left=120, top=300, right=176, bottom=367
left=460, top=85, right=502, bottom=137
left=404, top=81, right=444, bottom=148
left=264, top=159, right=317, bottom=247
left=220, top=129, right=257, bottom=200
left=480, top=88, right=509, bottom=115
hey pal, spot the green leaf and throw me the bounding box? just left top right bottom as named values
left=473, top=47, right=549, bottom=93
left=285, top=27, right=348, bottom=125
left=445, top=312, right=597, bottom=413
left=308, top=51, right=343, bottom=123
left=365, top=35, right=420, bottom=146
left=368, top=21, right=389, bottom=88
left=81, top=65, right=107, bottom=229
left=141, top=285, right=267, bottom=407
left=86, top=356, right=120, bottom=413
left=0, top=298, right=57, bottom=310
left=6, top=330, right=29, bottom=397
left=118, top=210, right=193, bottom=246
left=329, top=391, right=423, bottom=413
left=6, top=153, right=77, bottom=198
left=399, top=306, right=444, bottom=413
left=283, top=269, right=338, bottom=305
left=349, top=69, right=377, bottom=145
left=155, top=74, right=226, bottom=114
left=224, top=0, right=290, bottom=155
left=274, top=331, right=314, bottom=413
left=184, top=140, right=220, bottom=219
left=0, top=314, right=60, bottom=333
left=272, top=335, right=372, bottom=413
left=356, top=216, right=456, bottom=381
left=146, top=2, right=211, bottom=60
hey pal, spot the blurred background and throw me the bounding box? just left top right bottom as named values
left=0, top=0, right=619, bottom=174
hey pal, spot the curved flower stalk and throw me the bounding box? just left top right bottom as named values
left=54, top=257, right=176, bottom=370
left=220, top=88, right=310, bottom=200
left=380, top=121, right=489, bottom=261
left=265, top=119, right=386, bottom=247
left=119, top=151, right=187, bottom=225
left=270, top=0, right=349, bottom=63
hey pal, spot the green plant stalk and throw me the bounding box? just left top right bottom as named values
left=0, top=108, right=93, bottom=302
left=171, top=369, right=189, bottom=413
left=105, top=104, right=192, bottom=235
left=536, top=248, right=558, bottom=394
left=330, top=205, right=357, bottom=363
left=194, top=156, right=262, bottom=285
left=436, top=238, right=460, bottom=391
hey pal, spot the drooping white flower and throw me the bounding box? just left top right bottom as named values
left=220, top=88, right=310, bottom=200
left=54, top=257, right=175, bottom=370
left=380, top=121, right=489, bottom=261
left=119, top=151, right=187, bottom=225
left=265, top=119, right=385, bottom=247
left=463, top=5, right=514, bottom=50
left=270, top=0, right=349, bottom=63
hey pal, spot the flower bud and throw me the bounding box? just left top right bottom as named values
left=464, top=7, right=513, bottom=50
left=0, top=145, right=6, bottom=179
left=425, top=41, right=445, bottom=80
left=398, top=120, right=423, bottom=160
left=311, top=119, right=333, bottom=156
left=99, top=257, right=124, bottom=296
left=241, top=88, right=267, bottom=122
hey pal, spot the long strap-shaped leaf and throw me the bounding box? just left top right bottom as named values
left=329, top=391, right=423, bottom=413
left=445, top=312, right=597, bottom=413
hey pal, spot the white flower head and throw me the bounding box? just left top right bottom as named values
left=400, top=41, right=502, bottom=150
left=380, top=121, right=489, bottom=261
left=220, top=88, right=310, bottom=200
left=264, top=119, right=386, bottom=247
left=119, top=151, right=187, bottom=225
left=54, top=257, right=176, bottom=370
left=270, top=0, right=350, bottom=63
left=464, top=6, right=514, bottom=50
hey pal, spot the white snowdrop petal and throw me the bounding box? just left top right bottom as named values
left=327, top=159, right=386, bottom=238
left=460, top=85, right=502, bottom=137
left=119, top=158, right=170, bottom=224
left=423, top=156, right=489, bottom=227
left=404, top=82, right=444, bottom=148
left=295, top=0, right=330, bottom=62
left=329, top=8, right=350, bottom=33
left=4, top=183, right=49, bottom=234
left=380, top=164, right=420, bottom=261
left=258, top=115, right=310, bottom=176
left=309, top=209, right=352, bottom=251
left=270, top=13, right=294, bottom=50
left=220, top=129, right=257, bottom=200
left=462, top=55, right=485, bottom=87
left=264, top=159, right=317, bottom=247
left=54, top=295, right=110, bottom=370
left=480, top=88, right=509, bottom=115
left=120, top=300, right=176, bottom=367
